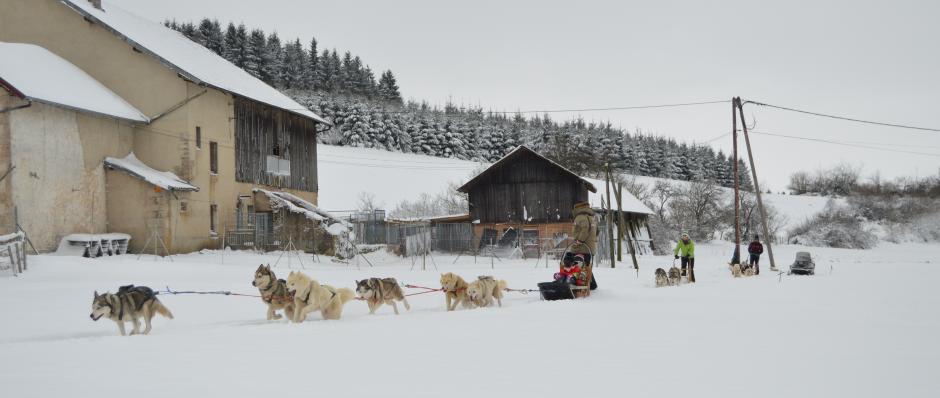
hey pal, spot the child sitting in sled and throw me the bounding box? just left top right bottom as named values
left=554, top=254, right=585, bottom=285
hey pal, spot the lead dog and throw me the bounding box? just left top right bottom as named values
left=90, top=285, right=173, bottom=336
left=466, top=276, right=507, bottom=308
left=252, top=264, right=295, bottom=321
left=286, top=271, right=355, bottom=321
left=440, top=272, right=473, bottom=311
left=654, top=268, right=669, bottom=287
left=667, top=266, right=682, bottom=286
left=356, top=277, right=410, bottom=315
left=730, top=263, right=743, bottom=278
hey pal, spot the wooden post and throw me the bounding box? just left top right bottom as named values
left=615, top=183, right=639, bottom=271
left=731, top=98, right=741, bottom=263
left=737, top=100, right=778, bottom=271
left=604, top=163, right=615, bottom=268
left=615, top=184, right=622, bottom=262
left=7, top=245, right=17, bottom=276
left=19, top=240, right=26, bottom=272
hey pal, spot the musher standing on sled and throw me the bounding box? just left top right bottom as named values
left=674, top=233, right=695, bottom=283
left=571, top=201, right=597, bottom=289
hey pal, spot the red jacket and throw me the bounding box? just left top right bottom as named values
left=748, top=241, right=764, bottom=255
left=558, top=265, right=581, bottom=278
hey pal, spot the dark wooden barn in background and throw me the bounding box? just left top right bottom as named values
left=457, top=145, right=654, bottom=259
left=458, top=146, right=597, bottom=224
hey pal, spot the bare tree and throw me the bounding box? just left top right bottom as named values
left=647, top=180, right=674, bottom=225
left=668, top=179, right=725, bottom=240
left=618, top=174, right=650, bottom=203
left=788, top=171, right=812, bottom=195
left=356, top=191, right=383, bottom=213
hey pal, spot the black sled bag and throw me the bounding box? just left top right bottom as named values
left=538, top=280, right=574, bottom=301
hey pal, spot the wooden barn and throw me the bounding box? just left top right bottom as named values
left=457, top=145, right=653, bottom=258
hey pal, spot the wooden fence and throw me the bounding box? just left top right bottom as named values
left=0, top=232, right=27, bottom=276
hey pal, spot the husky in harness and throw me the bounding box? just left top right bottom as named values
left=466, top=276, right=507, bottom=308
left=285, top=271, right=356, bottom=322
left=356, top=277, right=411, bottom=315
left=440, top=272, right=473, bottom=311
left=90, top=285, right=173, bottom=336
left=252, top=264, right=295, bottom=321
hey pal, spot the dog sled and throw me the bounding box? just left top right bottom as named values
left=788, top=252, right=815, bottom=275
left=537, top=245, right=596, bottom=301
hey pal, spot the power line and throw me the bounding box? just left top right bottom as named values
left=290, top=99, right=731, bottom=116
left=750, top=130, right=940, bottom=158
left=744, top=100, right=940, bottom=133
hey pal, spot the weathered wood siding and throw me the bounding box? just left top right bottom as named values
left=466, top=151, right=588, bottom=223
left=234, top=97, right=318, bottom=192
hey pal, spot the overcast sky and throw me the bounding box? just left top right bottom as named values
left=110, top=0, right=940, bottom=190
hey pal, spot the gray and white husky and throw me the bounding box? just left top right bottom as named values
left=356, top=277, right=410, bottom=315
left=90, top=285, right=173, bottom=336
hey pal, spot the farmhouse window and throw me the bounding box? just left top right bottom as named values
left=209, top=141, right=218, bottom=174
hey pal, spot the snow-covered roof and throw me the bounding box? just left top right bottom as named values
left=62, top=1, right=330, bottom=126
left=458, top=145, right=597, bottom=193
left=582, top=177, right=654, bottom=215
left=104, top=153, right=199, bottom=191
left=0, top=42, right=149, bottom=123
left=253, top=188, right=349, bottom=226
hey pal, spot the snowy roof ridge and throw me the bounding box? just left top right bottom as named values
left=0, top=42, right=149, bottom=123
left=457, top=145, right=598, bottom=193
left=253, top=188, right=349, bottom=226
left=104, top=153, right=199, bottom=191
left=582, top=177, right=654, bottom=215
left=62, top=1, right=330, bottom=125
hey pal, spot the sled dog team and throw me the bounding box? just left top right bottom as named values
left=653, top=266, right=685, bottom=288
left=91, top=265, right=508, bottom=335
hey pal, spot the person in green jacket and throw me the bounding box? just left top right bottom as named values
left=674, top=233, right=696, bottom=282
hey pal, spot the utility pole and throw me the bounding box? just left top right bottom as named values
left=737, top=99, right=778, bottom=271
left=732, top=98, right=741, bottom=264
left=605, top=162, right=615, bottom=268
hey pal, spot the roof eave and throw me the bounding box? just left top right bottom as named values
left=26, top=96, right=149, bottom=124
left=63, top=1, right=330, bottom=126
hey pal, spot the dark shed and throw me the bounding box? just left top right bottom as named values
left=458, top=146, right=597, bottom=224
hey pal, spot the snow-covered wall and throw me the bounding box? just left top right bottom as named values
left=8, top=101, right=133, bottom=251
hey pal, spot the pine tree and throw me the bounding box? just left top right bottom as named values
left=280, top=39, right=305, bottom=89
left=222, top=23, right=247, bottom=67
left=244, top=29, right=266, bottom=79
left=378, top=70, right=402, bottom=104
left=263, top=32, right=282, bottom=86
left=197, top=18, right=223, bottom=55
left=305, top=37, right=319, bottom=90
left=329, top=50, right=342, bottom=92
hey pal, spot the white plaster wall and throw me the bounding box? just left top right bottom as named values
left=10, top=102, right=107, bottom=251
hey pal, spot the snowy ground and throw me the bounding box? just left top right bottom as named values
left=1, top=242, right=938, bottom=397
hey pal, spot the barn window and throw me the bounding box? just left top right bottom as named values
left=195, top=126, right=202, bottom=149
left=209, top=141, right=218, bottom=174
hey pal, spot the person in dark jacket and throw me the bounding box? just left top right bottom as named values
left=748, top=235, right=764, bottom=275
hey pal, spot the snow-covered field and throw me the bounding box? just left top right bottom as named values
left=1, top=242, right=938, bottom=397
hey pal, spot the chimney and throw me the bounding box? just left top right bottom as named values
left=89, top=0, right=102, bottom=10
